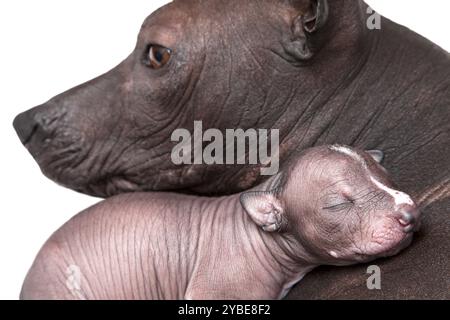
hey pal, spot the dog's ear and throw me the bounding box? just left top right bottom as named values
left=240, top=191, right=285, bottom=232
left=282, top=0, right=329, bottom=60
left=240, top=172, right=286, bottom=232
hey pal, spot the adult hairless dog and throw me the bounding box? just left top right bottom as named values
left=21, top=146, right=421, bottom=300
left=14, top=0, right=449, bottom=298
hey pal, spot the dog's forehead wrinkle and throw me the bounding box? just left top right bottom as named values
left=319, top=179, right=352, bottom=198
left=326, top=178, right=349, bottom=188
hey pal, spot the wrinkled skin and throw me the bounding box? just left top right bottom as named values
left=13, top=0, right=450, bottom=298
left=21, top=146, right=421, bottom=300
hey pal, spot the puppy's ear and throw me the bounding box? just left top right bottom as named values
left=240, top=191, right=285, bottom=232
left=283, top=0, right=329, bottom=60
left=366, top=150, right=385, bottom=164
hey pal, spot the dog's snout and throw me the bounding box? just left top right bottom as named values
left=13, top=110, right=39, bottom=145
left=400, top=211, right=415, bottom=224
left=13, top=105, right=60, bottom=146
left=397, top=205, right=421, bottom=233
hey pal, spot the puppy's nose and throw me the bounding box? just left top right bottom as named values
left=397, top=205, right=421, bottom=233
left=13, top=110, right=39, bottom=145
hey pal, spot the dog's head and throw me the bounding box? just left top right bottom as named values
left=13, top=0, right=365, bottom=197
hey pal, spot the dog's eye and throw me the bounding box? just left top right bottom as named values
left=145, top=45, right=172, bottom=69
left=322, top=195, right=354, bottom=212
left=323, top=202, right=353, bottom=212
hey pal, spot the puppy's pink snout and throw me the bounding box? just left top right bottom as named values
left=397, top=205, right=421, bottom=233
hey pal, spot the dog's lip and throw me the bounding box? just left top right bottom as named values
left=22, top=135, right=47, bottom=159
left=383, top=233, right=413, bottom=256
left=358, top=222, right=415, bottom=258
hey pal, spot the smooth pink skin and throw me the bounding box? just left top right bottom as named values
left=21, top=146, right=420, bottom=300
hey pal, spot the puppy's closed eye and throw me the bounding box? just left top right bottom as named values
left=322, top=195, right=354, bottom=212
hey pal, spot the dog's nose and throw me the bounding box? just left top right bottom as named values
left=13, top=110, right=39, bottom=145
left=13, top=105, right=59, bottom=146
left=397, top=205, right=421, bottom=233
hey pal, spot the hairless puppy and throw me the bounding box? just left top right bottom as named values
left=21, top=145, right=421, bottom=300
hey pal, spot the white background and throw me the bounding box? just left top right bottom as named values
left=0, top=1, right=448, bottom=300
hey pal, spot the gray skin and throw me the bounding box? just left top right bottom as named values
left=13, top=0, right=449, bottom=298
left=21, top=146, right=421, bottom=300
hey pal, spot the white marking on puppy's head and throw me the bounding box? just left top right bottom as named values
left=371, top=177, right=414, bottom=208
left=329, top=145, right=367, bottom=169
left=329, top=145, right=415, bottom=208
